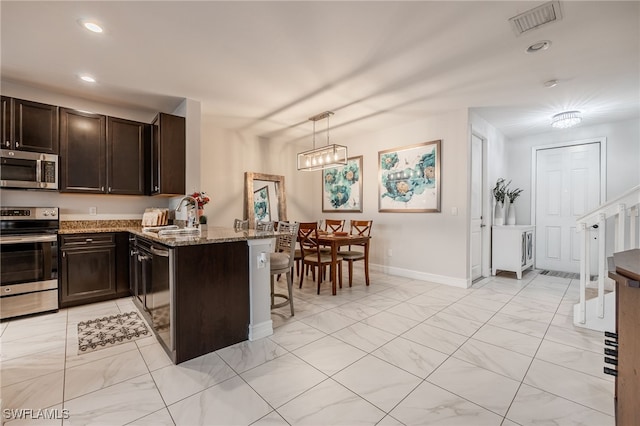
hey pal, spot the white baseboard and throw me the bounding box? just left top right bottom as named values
left=369, top=263, right=470, bottom=288
left=248, top=320, right=273, bottom=341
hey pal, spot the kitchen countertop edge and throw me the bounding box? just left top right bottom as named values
left=59, top=226, right=276, bottom=247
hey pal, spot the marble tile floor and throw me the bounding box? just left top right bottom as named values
left=0, top=267, right=615, bottom=425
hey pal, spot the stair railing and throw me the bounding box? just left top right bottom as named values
left=575, top=185, right=640, bottom=325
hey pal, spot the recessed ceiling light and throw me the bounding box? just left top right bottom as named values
left=78, top=19, right=103, bottom=33
left=526, top=40, right=551, bottom=53
left=544, top=79, right=559, bottom=88
left=79, top=75, right=96, bottom=83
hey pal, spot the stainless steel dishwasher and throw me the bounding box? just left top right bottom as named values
left=131, top=236, right=174, bottom=355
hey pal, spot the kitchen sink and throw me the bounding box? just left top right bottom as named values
left=157, top=227, right=201, bottom=238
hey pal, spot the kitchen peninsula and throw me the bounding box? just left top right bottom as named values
left=59, top=223, right=274, bottom=364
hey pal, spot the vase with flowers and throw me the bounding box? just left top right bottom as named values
left=506, top=187, right=523, bottom=225
left=492, top=178, right=508, bottom=225
left=190, top=191, right=210, bottom=225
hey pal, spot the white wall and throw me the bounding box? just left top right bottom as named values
left=505, top=118, right=640, bottom=225
left=200, top=109, right=472, bottom=286
left=319, top=109, right=471, bottom=287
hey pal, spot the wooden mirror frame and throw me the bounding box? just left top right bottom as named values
left=244, top=172, right=287, bottom=228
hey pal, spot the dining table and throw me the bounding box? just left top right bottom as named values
left=315, top=232, right=371, bottom=295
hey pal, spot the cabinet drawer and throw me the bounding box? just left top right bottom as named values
left=61, top=233, right=115, bottom=247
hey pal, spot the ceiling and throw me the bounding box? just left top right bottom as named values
left=2, top=1, right=638, bottom=142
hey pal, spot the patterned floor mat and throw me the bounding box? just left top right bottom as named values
left=77, top=311, right=150, bottom=354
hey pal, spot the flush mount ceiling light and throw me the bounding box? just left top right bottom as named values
left=297, top=111, right=348, bottom=172
left=526, top=40, right=551, bottom=53
left=551, top=110, right=582, bottom=129
left=79, top=74, right=96, bottom=83
left=78, top=19, right=103, bottom=33
left=544, top=79, right=559, bottom=88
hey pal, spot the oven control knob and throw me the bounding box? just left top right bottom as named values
left=43, top=211, right=50, bottom=217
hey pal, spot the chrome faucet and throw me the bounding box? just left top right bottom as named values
left=175, top=195, right=198, bottom=228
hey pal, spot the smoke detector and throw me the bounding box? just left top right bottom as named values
left=509, top=1, right=563, bottom=36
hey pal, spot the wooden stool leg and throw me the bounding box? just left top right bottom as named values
left=348, top=260, right=353, bottom=287
left=287, top=272, right=294, bottom=316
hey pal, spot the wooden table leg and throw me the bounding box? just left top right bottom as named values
left=331, top=241, right=337, bottom=295
left=364, top=240, right=370, bottom=286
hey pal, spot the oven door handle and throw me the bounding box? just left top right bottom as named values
left=0, top=235, right=57, bottom=244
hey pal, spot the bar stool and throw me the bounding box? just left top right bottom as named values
left=270, top=221, right=299, bottom=315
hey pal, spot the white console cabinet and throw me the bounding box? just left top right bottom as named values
left=491, top=225, right=534, bottom=279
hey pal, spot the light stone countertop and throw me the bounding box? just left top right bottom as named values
left=59, top=221, right=276, bottom=247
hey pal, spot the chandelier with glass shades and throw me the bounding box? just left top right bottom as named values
left=551, top=110, right=582, bottom=129
left=297, top=111, right=348, bottom=171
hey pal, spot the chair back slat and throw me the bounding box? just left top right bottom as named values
left=276, top=221, right=299, bottom=267
left=234, top=218, right=249, bottom=230
left=324, top=219, right=345, bottom=233
left=350, top=220, right=373, bottom=236
left=256, top=221, right=275, bottom=231
left=297, top=222, right=319, bottom=256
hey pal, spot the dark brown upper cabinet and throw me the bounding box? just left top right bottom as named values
left=60, top=108, right=151, bottom=195
left=59, top=108, right=107, bottom=193
left=107, top=117, right=149, bottom=195
left=151, top=112, right=185, bottom=196
left=1, top=97, right=59, bottom=154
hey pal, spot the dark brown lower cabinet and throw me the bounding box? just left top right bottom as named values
left=59, top=233, right=130, bottom=308
left=131, top=236, right=249, bottom=364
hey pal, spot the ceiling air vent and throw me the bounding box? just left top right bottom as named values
left=509, top=1, right=563, bottom=36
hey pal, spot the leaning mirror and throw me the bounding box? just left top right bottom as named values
left=244, top=172, right=287, bottom=228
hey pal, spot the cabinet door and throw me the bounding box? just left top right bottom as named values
left=1, top=96, right=9, bottom=149
left=107, top=117, right=149, bottom=195
left=12, top=98, right=59, bottom=153
left=115, top=233, right=131, bottom=296
left=150, top=113, right=185, bottom=195
left=59, top=108, right=106, bottom=193
left=60, top=245, right=116, bottom=306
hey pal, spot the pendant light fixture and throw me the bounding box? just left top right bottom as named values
left=551, top=110, right=582, bottom=129
left=297, top=111, right=348, bottom=171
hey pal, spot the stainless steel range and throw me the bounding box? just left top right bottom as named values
left=0, top=207, right=59, bottom=320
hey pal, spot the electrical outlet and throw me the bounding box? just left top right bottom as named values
left=89, top=207, right=97, bottom=215
left=257, top=252, right=268, bottom=269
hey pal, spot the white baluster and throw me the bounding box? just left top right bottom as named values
left=597, top=213, right=606, bottom=318
left=617, top=203, right=626, bottom=252
left=630, top=206, right=638, bottom=249
left=578, top=222, right=587, bottom=324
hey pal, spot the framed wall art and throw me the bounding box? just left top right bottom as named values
left=378, top=140, right=441, bottom=212
left=253, top=185, right=272, bottom=222
left=322, top=155, right=363, bottom=212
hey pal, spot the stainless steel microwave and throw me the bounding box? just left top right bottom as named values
left=0, top=149, right=58, bottom=190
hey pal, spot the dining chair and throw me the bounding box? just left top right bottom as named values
left=233, top=218, right=249, bottom=231
left=337, top=220, right=373, bottom=287
left=294, top=222, right=315, bottom=279
left=319, top=219, right=346, bottom=256
left=269, top=221, right=299, bottom=316
left=298, top=221, right=343, bottom=294
left=256, top=221, right=275, bottom=231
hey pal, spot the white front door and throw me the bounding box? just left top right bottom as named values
left=470, top=134, right=484, bottom=280
left=535, top=143, right=601, bottom=273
